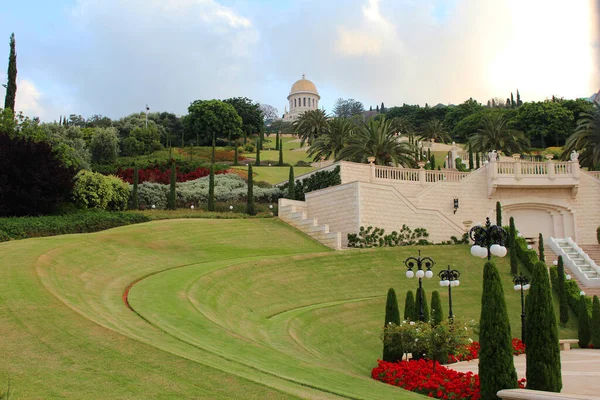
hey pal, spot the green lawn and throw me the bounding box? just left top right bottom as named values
left=234, top=165, right=314, bottom=184
left=0, top=219, right=577, bottom=399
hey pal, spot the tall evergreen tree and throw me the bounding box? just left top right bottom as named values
left=431, top=290, right=444, bottom=326
left=468, top=142, right=474, bottom=170
left=430, top=154, right=436, bottom=170
left=233, top=145, right=239, bottom=166
left=211, top=133, right=216, bottom=164
left=131, top=164, right=139, bottom=209
left=278, top=140, right=284, bottom=166
left=246, top=164, right=255, bottom=215
left=404, top=290, right=416, bottom=321
left=516, top=89, right=522, bottom=107
left=275, top=132, right=280, bottom=150
left=538, top=233, right=545, bottom=262
left=382, top=288, right=401, bottom=362
left=592, top=296, right=600, bottom=348
left=415, top=287, right=430, bottom=322
left=255, top=138, right=261, bottom=166
left=369, top=105, right=373, bottom=111
left=287, top=166, right=295, bottom=200
left=509, top=217, right=518, bottom=275
left=557, top=256, right=569, bottom=325
left=207, top=164, right=215, bottom=211
left=479, top=261, right=518, bottom=399
left=525, top=261, right=562, bottom=392
left=496, top=201, right=502, bottom=227
left=510, top=92, right=515, bottom=108
left=578, top=294, right=591, bottom=348
left=380, top=102, right=385, bottom=112
left=4, top=33, right=17, bottom=112
left=168, top=161, right=177, bottom=210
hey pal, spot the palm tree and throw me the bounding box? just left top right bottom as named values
left=390, top=116, right=417, bottom=144
left=563, top=101, right=600, bottom=169
left=292, top=109, right=329, bottom=147
left=470, top=112, right=529, bottom=155
left=308, top=117, right=354, bottom=161
left=335, top=118, right=416, bottom=166
left=419, top=119, right=451, bottom=143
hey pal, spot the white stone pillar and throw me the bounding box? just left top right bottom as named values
left=418, top=161, right=426, bottom=186
left=546, top=154, right=555, bottom=179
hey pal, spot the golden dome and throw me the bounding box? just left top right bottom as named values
left=290, top=74, right=319, bottom=95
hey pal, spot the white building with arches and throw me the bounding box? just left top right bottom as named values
left=282, top=74, right=320, bottom=122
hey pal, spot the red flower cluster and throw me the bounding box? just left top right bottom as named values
left=117, top=166, right=227, bottom=184
left=372, top=359, right=480, bottom=400
left=448, top=339, right=526, bottom=363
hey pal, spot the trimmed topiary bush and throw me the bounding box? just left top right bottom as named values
left=207, top=164, right=215, bottom=212
left=479, top=261, right=518, bottom=399
left=72, top=170, right=130, bottom=211
left=287, top=166, right=295, bottom=200
left=131, top=164, right=139, bottom=210
left=167, top=161, right=177, bottom=210
left=509, top=217, right=518, bottom=275
left=538, top=233, right=545, bottom=262
left=525, top=261, right=562, bottom=392
left=278, top=141, right=284, bottom=166
left=404, top=290, right=416, bottom=321
left=255, top=139, right=261, bottom=166
left=496, top=201, right=502, bottom=227
left=592, top=296, right=600, bottom=349
left=247, top=165, right=255, bottom=216
left=557, top=256, right=569, bottom=326
left=431, top=290, right=444, bottom=326
left=578, top=294, right=591, bottom=348
left=383, top=288, right=401, bottom=362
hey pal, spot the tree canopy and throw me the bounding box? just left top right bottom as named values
left=185, top=99, right=243, bottom=145
left=223, top=97, right=264, bottom=135
left=332, top=98, right=364, bottom=118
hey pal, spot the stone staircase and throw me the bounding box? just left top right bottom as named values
left=278, top=200, right=342, bottom=250
left=549, top=239, right=600, bottom=295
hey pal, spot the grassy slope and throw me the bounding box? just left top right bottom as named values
left=0, top=219, right=577, bottom=399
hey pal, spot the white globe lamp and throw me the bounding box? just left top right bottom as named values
left=406, top=270, right=414, bottom=279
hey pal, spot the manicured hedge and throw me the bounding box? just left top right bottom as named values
left=597, top=227, right=600, bottom=244
left=0, top=211, right=151, bottom=242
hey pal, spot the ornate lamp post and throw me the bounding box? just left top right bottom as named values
left=405, top=250, right=435, bottom=321
left=513, top=273, right=531, bottom=341
left=438, top=265, right=460, bottom=319
left=469, top=217, right=508, bottom=260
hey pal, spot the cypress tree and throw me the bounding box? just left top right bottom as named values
left=557, top=256, right=569, bottom=325
left=476, top=152, right=480, bottom=169
left=509, top=217, right=518, bottom=275
left=4, top=33, right=17, bottom=112
left=468, top=142, right=474, bottom=170
left=287, top=166, right=295, bottom=200
left=511, top=92, right=515, bottom=108
left=211, top=133, right=216, bottom=164
left=246, top=165, right=255, bottom=215
left=479, top=261, right=518, bottom=399
left=539, top=233, right=545, bottom=262
left=525, top=261, right=562, bottom=392
left=275, top=132, right=280, bottom=150
left=415, top=287, right=429, bottom=322
left=168, top=161, right=177, bottom=210
left=278, top=140, right=284, bottom=166
left=431, top=290, right=444, bottom=326
left=131, top=164, right=139, bottom=209
left=255, top=138, right=261, bottom=166
left=517, top=89, right=522, bottom=107
left=578, top=294, right=591, bottom=348
left=430, top=154, right=436, bottom=170
left=496, top=201, right=502, bottom=226
left=427, top=148, right=431, bottom=161
left=404, top=290, right=416, bottom=321
left=381, top=102, right=385, bottom=112
left=233, top=145, right=239, bottom=166
left=592, top=296, right=600, bottom=348
left=382, top=288, right=401, bottom=362
left=207, top=164, right=215, bottom=211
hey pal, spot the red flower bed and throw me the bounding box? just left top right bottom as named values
left=117, top=166, right=228, bottom=184
left=448, top=338, right=525, bottom=363
left=372, top=359, right=480, bottom=400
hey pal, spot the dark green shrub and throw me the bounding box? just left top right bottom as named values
left=431, top=290, right=444, bottom=326
left=496, top=201, right=502, bottom=227
left=557, top=256, right=569, bottom=325
left=525, top=261, right=562, bottom=392
left=592, top=296, right=600, bottom=348
left=167, top=161, right=177, bottom=210
left=233, top=146, right=239, bottom=166
left=207, top=164, right=215, bottom=212
left=404, top=290, right=416, bottom=321
left=415, top=287, right=429, bottom=322
left=347, top=225, right=430, bottom=248
left=383, top=288, right=402, bottom=362
left=275, top=132, right=279, bottom=150
left=255, top=139, right=261, bottom=166
left=287, top=166, right=295, bottom=200
left=281, top=165, right=341, bottom=201
left=455, top=157, right=468, bottom=172
left=247, top=165, right=255, bottom=215
left=278, top=142, right=284, bottom=166
left=72, top=170, right=130, bottom=211
left=468, top=142, right=474, bottom=170
left=479, top=261, right=518, bottom=399
left=131, top=165, right=139, bottom=210
left=538, top=233, right=545, bottom=262
left=509, top=217, right=517, bottom=275
left=578, top=294, right=591, bottom=348
left=295, top=160, right=311, bottom=167
left=549, top=265, right=590, bottom=317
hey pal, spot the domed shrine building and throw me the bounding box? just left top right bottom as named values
left=282, top=74, right=320, bottom=122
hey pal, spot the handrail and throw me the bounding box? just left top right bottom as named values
left=374, top=165, right=419, bottom=181
left=548, top=237, right=600, bottom=288
left=586, top=171, right=600, bottom=180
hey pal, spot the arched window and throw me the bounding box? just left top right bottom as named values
left=303, top=97, right=306, bottom=107
left=294, top=99, right=296, bottom=108
left=312, top=98, right=315, bottom=107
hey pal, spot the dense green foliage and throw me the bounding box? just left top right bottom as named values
left=557, top=256, right=569, bottom=325
left=207, top=165, right=215, bottom=212
left=293, top=109, right=329, bottom=146
left=404, top=290, right=416, bottom=321
left=185, top=100, right=242, bottom=146
left=549, top=265, right=589, bottom=318
left=382, top=288, right=401, bottom=362
left=223, top=97, right=264, bottom=138
left=308, top=117, right=354, bottom=161
left=255, top=138, right=261, bottom=166
left=278, top=140, right=284, bottom=165
left=525, top=261, right=562, bottom=392
left=563, top=100, right=600, bottom=170
left=578, top=294, right=591, bottom=348
left=0, top=133, right=76, bottom=217
left=90, top=127, right=120, bottom=164
left=246, top=165, right=255, bottom=216
left=430, top=290, right=444, bottom=326
left=4, top=33, right=17, bottom=112
left=287, top=166, right=295, bottom=200
left=347, top=225, right=431, bottom=248
left=538, top=233, right=545, bottom=262
left=496, top=201, right=502, bottom=227
left=592, top=296, right=600, bottom=348
left=72, top=170, right=130, bottom=211
left=0, top=211, right=150, bottom=242
left=415, top=287, right=430, bottom=322
left=479, top=261, right=518, bottom=399
left=131, top=165, right=139, bottom=210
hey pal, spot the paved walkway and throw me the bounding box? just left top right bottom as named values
left=450, top=349, right=600, bottom=396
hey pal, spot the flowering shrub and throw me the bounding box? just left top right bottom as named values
left=372, top=359, right=480, bottom=399
left=117, top=166, right=228, bottom=184
left=447, top=338, right=525, bottom=363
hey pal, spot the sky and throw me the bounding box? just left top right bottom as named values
left=0, top=0, right=598, bottom=122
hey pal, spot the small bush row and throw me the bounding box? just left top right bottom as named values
left=281, top=166, right=341, bottom=201
left=348, top=225, right=431, bottom=248
left=116, top=165, right=229, bottom=184
left=549, top=266, right=591, bottom=317
left=0, top=211, right=151, bottom=242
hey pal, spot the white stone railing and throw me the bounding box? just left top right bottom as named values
left=498, top=389, right=597, bottom=400
left=373, top=165, right=469, bottom=185
left=548, top=237, right=600, bottom=288
left=495, top=160, right=576, bottom=177
left=374, top=165, right=419, bottom=181
left=425, top=170, right=469, bottom=182
left=586, top=171, right=600, bottom=180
